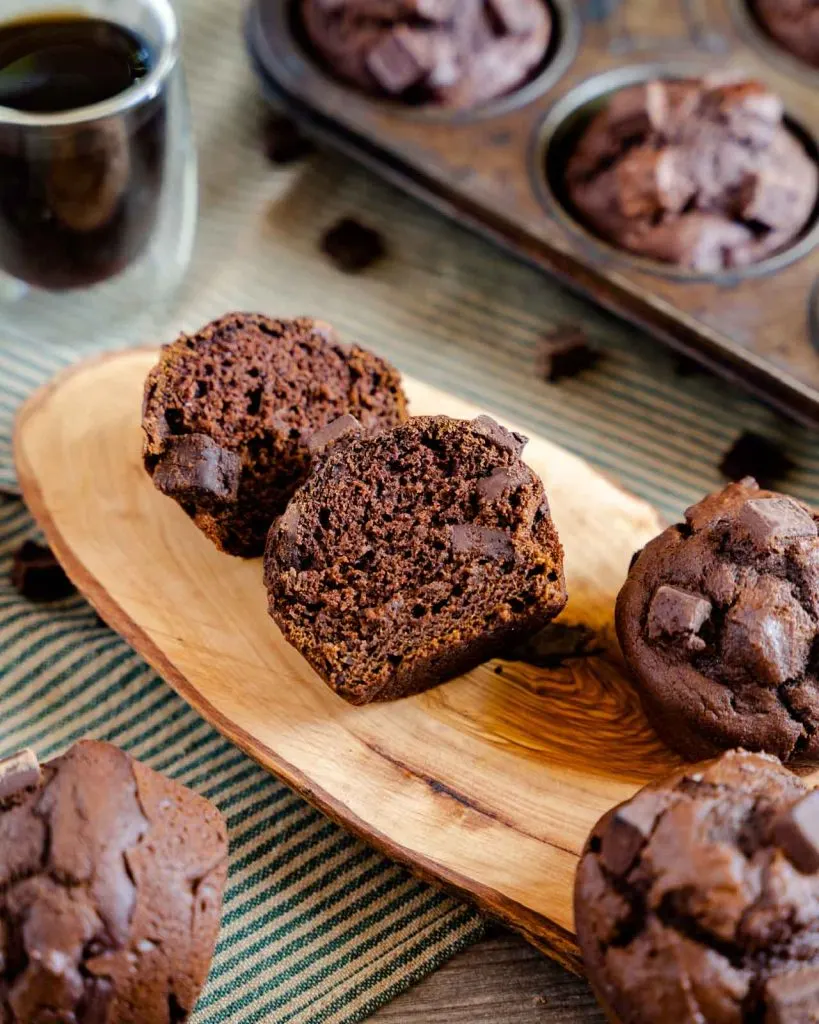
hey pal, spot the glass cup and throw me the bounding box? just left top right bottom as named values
left=0, top=0, right=197, bottom=344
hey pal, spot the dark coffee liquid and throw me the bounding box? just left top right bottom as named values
left=0, top=15, right=166, bottom=291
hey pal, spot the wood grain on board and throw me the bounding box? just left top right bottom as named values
left=15, top=349, right=672, bottom=972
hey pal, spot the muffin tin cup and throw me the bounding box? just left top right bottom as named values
left=246, top=0, right=819, bottom=425
left=533, top=63, right=819, bottom=286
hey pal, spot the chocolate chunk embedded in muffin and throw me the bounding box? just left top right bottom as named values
left=142, top=313, right=408, bottom=557
left=0, top=739, right=227, bottom=1023
left=301, top=0, right=551, bottom=109
left=755, top=0, right=819, bottom=69
left=264, top=414, right=567, bottom=704
left=566, top=77, right=818, bottom=271
left=576, top=750, right=819, bottom=1024
left=616, top=478, right=819, bottom=762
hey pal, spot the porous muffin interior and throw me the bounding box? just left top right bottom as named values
left=576, top=751, right=819, bottom=1024
left=265, top=415, right=566, bottom=703
left=142, top=313, right=407, bottom=555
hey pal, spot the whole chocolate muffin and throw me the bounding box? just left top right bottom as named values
left=142, top=313, right=408, bottom=557
left=566, top=77, right=818, bottom=271
left=576, top=750, right=819, bottom=1024
left=264, top=414, right=567, bottom=704
left=755, top=0, right=819, bottom=69
left=616, top=478, right=819, bottom=762
left=301, top=0, right=551, bottom=109
left=0, top=740, right=228, bottom=1023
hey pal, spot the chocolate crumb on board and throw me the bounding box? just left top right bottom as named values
left=720, top=431, right=794, bottom=490
left=11, top=540, right=76, bottom=602
left=321, top=218, right=386, bottom=273
left=264, top=113, right=314, bottom=165
left=537, top=325, right=600, bottom=382
left=504, top=622, right=602, bottom=668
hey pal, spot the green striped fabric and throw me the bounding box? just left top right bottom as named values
left=3, top=0, right=819, bottom=1016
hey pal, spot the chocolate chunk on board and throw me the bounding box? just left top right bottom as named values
left=321, top=218, right=386, bottom=273
left=11, top=540, right=76, bottom=602
left=720, top=432, right=794, bottom=491
left=774, top=790, right=819, bottom=874
left=537, top=326, right=600, bottom=382
left=263, top=114, right=314, bottom=165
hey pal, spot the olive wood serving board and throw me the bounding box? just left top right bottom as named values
left=15, top=348, right=673, bottom=973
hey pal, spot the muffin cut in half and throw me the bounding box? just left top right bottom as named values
left=264, top=414, right=568, bottom=704
left=142, top=313, right=408, bottom=557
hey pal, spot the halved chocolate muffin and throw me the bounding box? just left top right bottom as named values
left=264, top=414, right=567, bottom=704
left=566, top=77, right=818, bottom=271
left=142, top=313, right=408, bottom=557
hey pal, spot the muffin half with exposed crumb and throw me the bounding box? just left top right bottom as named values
left=142, top=313, right=408, bottom=557
left=264, top=414, right=568, bottom=704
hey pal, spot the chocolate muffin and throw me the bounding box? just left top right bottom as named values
left=301, top=0, right=551, bottom=109
left=264, top=414, right=567, bottom=704
left=576, top=750, right=819, bottom=1024
left=616, top=478, right=819, bottom=762
left=142, top=314, right=408, bottom=557
left=565, top=77, right=818, bottom=271
left=755, top=0, right=819, bottom=70
left=0, top=740, right=228, bottom=1023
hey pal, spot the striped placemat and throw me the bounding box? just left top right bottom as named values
left=4, top=0, right=819, bottom=1019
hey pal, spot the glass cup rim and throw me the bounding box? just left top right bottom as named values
left=0, top=0, right=179, bottom=128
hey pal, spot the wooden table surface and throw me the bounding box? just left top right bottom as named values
left=371, top=928, right=605, bottom=1022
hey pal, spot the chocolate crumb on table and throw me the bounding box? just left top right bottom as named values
left=537, top=325, right=600, bottom=382
left=11, top=540, right=76, bottom=602
left=504, top=621, right=602, bottom=668
left=575, top=750, right=819, bottom=1024
left=720, top=430, right=794, bottom=490
left=263, top=113, right=314, bottom=165
left=321, top=218, right=386, bottom=273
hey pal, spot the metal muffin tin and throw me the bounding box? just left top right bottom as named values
left=246, top=0, right=819, bottom=424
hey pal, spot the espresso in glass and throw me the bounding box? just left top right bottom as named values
left=0, top=14, right=166, bottom=289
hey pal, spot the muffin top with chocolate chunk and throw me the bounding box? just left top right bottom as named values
left=616, top=478, right=819, bottom=762
left=566, top=77, right=818, bottom=272
left=576, top=750, right=819, bottom=1024
left=301, top=0, right=551, bottom=108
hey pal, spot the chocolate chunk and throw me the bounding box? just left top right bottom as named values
left=11, top=541, right=76, bottom=603
left=0, top=750, right=40, bottom=802
left=774, top=790, right=819, bottom=874
left=537, top=326, right=600, bottom=382
left=471, top=415, right=528, bottom=455
left=722, top=580, right=813, bottom=686
left=276, top=503, right=302, bottom=568
left=478, top=466, right=526, bottom=500
left=450, top=523, right=515, bottom=560
left=152, top=434, right=241, bottom=506
left=720, top=433, right=794, bottom=491
left=607, top=81, right=669, bottom=140
left=647, top=585, right=711, bottom=643
left=366, top=28, right=432, bottom=94
left=701, top=80, right=783, bottom=148
left=600, top=791, right=666, bottom=876
left=738, top=497, right=818, bottom=544
left=766, top=965, right=819, bottom=1023
left=616, top=146, right=696, bottom=219
left=263, top=114, right=313, bottom=165
left=321, top=218, right=386, bottom=273
left=308, top=414, right=363, bottom=455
